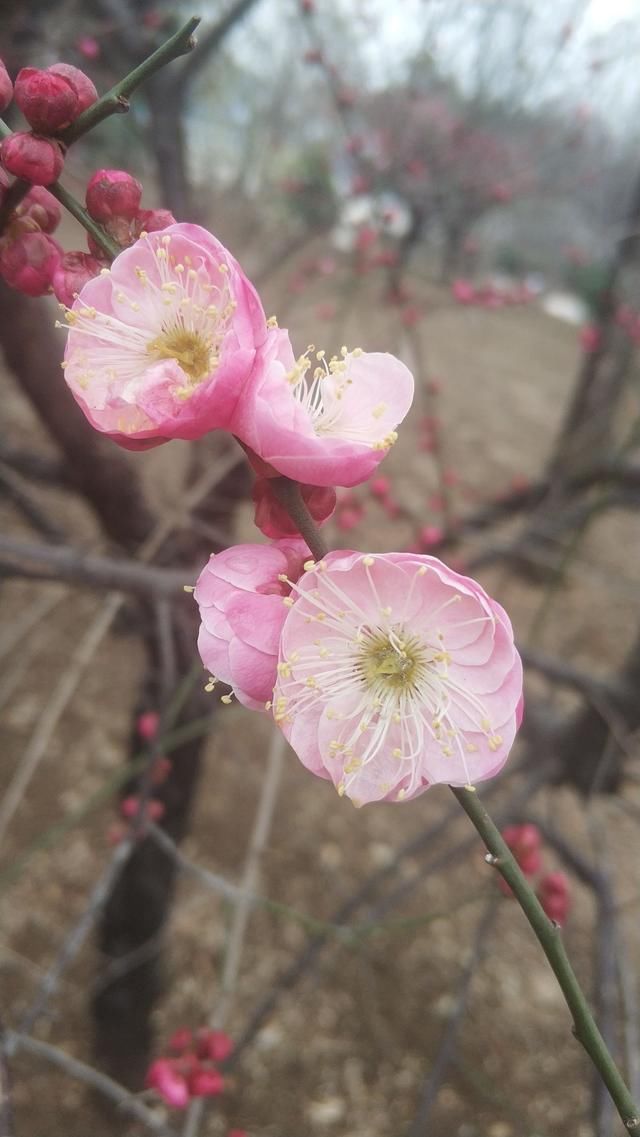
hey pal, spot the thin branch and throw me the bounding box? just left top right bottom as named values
left=404, top=894, right=499, bottom=1137
left=182, top=729, right=286, bottom=1137
left=174, top=0, right=262, bottom=93
left=452, top=786, right=640, bottom=1135
left=0, top=463, right=67, bottom=544
left=0, top=593, right=122, bottom=846
left=60, top=17, right=201, bottom=145
left=14, top=838, right=134, bottom=1040
left=4, top=1031, right=174, bottom=1134
left=0, top=536, right=191, bottom=596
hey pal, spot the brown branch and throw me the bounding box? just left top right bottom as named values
left=0, top=535, right=192, bottom=596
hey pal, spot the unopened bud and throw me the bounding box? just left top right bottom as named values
left=0, top=231, right=62, bottom=296
left=52, top=251, right=102, bottom=306
left=18, top=186, right=62, bottom=233
left=0, top=59, right=13, bottom=113
left=48, top=63, right=98, bottom=114
left=86, top=168, right=143, bottom=221
left=188, top=1067, right=225, bottom=1098
left=1, top=132, right=65, bottom=186
left=133, top=207, right=176, bottom=236
left=14, top=67, right=79, bottom=133
left=537, top=871, right=571, bottom=925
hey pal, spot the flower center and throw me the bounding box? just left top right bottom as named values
left=357, top=626, right=429, bottom=692
left=146, top=326, right=212, bottom=382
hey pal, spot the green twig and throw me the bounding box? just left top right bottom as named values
left=60, top=16, right=201, bottom=145
left=48, top=182, right=120, bottom=260
left=452, top=784, right=640, bottom=1135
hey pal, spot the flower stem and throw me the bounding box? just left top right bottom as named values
left=269, top=477, right=329, bottom=562
left=60, top=16, right=201, bottom=146
left=451, top=784, right=640, bottom=1135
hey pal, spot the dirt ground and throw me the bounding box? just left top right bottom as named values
left=2, top=240, right=640, bottom=1137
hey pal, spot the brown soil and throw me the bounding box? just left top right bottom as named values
left=2, top=245, right=640, bottom=1137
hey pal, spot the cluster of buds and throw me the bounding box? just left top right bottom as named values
left=0, top=60, right=97, bottom=187
left=107, top=711, right=171, bottom=845
left=53, top=170, right=174, bottom=306
left=145, top=1028, right=234, bottom=1111
left=499, top=824, right=572, bottom=925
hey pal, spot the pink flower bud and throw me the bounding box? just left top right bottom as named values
left=17, top=186, right=62, bottom=233
left=14, top=68, right=79, bottom=133
left=146, top=1059, right=190, bottom=1109
left=133, top=207, right=176, bottom=235
left=253, top=478, right=336, bottom=539
left=228, top=1131, right=248, bottom=1137
left=137, top=710, right=160, bottom=741
left=86, top=169, right=143, bottom=221
left=401, top=304, right=422, bottom=327
left=76, top=36, right=100, bottom=61
left=120, top=795, right=165, bottom=822
left=419, top=525, right=444, bottom=550
left=537, top=872, right=571, bottom=925
left=501, top=824, right=542, bottom=878
left=188, top=1067, right=225, bottom=1098
left=52, top=251, right=102, bottom=306
left=0, top=231, right=62, bottom=296
left=48, top=63, right=98, bottom=114
left=336, top=506, right=362, bottom=532
left=168, top=1028, right=193, bottom=1053
left=0, top=59, right=13, bottom=113
left=1, top=132, right=65, bottom=186
left=369, top=476, right=391, bottom=498
left=196, top=1029, right=233, bottom=1064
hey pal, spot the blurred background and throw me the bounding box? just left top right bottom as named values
left=3, top=2, right=640, bottom=1136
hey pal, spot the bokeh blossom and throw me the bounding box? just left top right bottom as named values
left=195, top=539, right=309, bottom=710
left=232, top=328, right=414, bottom=487
left=61, top=223, right=268, bottom=449
left=272, top=552, right=523, bottom=805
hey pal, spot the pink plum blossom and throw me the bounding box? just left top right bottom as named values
left=272, top=552, right=523, bottom=806
left=61, top=224, right=269, bottom=450
left=232, top=329, right=414, bottom=488
left=195, top=539, right=309, bottom=710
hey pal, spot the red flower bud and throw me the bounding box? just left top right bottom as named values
left=0, top=231, right=62, bottom=296
left=369, top=475, right=391, bottom=498
left=86, top=168, right=143, bottom=221
left=18, top=186, right=62, bottom=233
left=145, top=1058, right=190, bottom=1109
left=168, top=1028, right=193, bottom=1053
left=188, top=1067, right=225, bottom=1098
left=501, top=824, right=542, bottom=878
left=137, top=710, right=160, bottom=741
left=196, top=1029, right=233, bottom=1063
left=1, top=132, right=65, bottom=186
left=14, top=68, right=79, bottom=133
left=48, top=63, right=98, bottom=114
left=133, top=208, right=177, bottom=235
left=253, top=478, right=336, bottom=539
left=537, top=872, right=571, bottom=925
left=52, top=251, right=102, bottom=306
left=0, top=59, right=13, bottom=114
